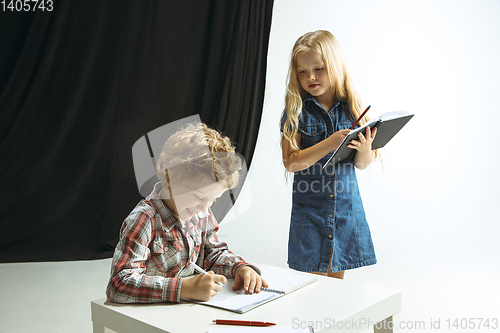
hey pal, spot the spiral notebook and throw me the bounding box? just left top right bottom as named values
left=189, top=266, right=318, bottom=313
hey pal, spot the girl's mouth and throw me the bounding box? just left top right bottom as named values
left=309, top=84, right=319, bottom=89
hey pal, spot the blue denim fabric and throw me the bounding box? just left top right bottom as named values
left=282, top=96, right=376, bottom=273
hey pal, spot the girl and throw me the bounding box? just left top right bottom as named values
left=107, top=122, right=266, bottom=303
left=280, top=30, right=377, bottom=279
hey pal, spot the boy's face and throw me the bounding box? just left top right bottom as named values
left=167, top=179, right=227, bottom=223
left=296, top=50, right=333, bottom=104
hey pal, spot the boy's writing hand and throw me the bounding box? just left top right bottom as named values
left=347, top=126, right=377, bottom=153
left=180, top=271, right=227, bottom=301
left=232, top=266, right=268, bottom=294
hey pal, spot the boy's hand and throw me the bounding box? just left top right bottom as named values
left=180, top=271, right=226, bottom=301
left=347, top=126, right=377, bottom=153
left=232, top=266, right=268, bottom=294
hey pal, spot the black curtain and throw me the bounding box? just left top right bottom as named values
left=0, top=0, right=274, bottom=263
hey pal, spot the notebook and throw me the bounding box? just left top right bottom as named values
left=323, top=110, right=414, bottom=167
left=188, top=265, right=318, bottom=313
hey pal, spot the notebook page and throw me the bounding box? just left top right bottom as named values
left=259, top=266, right=317, bottom=294
left=199, top=279, right=281, bottom=312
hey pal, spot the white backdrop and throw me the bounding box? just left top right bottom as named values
left=220, top=0, right=500, bottom=330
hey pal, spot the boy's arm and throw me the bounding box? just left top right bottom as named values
left=202, top=220, right=268, bottom=294
left=106, top=211, right=181, bottom=303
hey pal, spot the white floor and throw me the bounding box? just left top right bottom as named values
left=0, top=259, right=112, bottom=333
left=1, top=249, right=499, bottom=333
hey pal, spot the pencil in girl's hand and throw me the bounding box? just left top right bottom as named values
left=349, top=105, right=371, bottom=130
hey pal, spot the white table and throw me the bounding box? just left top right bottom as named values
left=92, top=266, right=401, bottom=333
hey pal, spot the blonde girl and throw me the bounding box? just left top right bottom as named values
left=280, top=30, right=377, bottom=279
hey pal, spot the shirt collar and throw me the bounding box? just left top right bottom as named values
left=303, top=94, right=341, bottom=113
left=146, top=182, right=179, bottom=231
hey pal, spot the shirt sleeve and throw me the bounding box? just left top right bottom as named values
left=200, top=212, right=261, bottom=278
left=105, top=209, right=182, bottom=303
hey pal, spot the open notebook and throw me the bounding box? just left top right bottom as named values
left=323, top=110, right=414, bottom=167
left=187, top=266, right=318, bottom=313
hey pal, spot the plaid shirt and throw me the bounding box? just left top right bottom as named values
left=106, top=183, right=254, bottom=303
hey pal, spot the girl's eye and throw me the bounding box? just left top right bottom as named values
left=315, top=68, right=323, bottom=71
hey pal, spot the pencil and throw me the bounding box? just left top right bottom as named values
left=190, top=261, right=224, bottom=285
left=349, top=105, right=371, bottom=130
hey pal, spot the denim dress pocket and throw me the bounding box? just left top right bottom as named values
left=337, top=122, right=352, bottom=131
left=300, top=123, right=327, bottom=149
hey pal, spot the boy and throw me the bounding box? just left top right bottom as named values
left=106, top=122, right=266, bottom=303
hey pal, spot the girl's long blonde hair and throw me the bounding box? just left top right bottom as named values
left=281, top=30, right=373, bottom=155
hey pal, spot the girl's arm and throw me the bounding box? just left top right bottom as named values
left=348, top=126, right=377, bottom=170
left=281, top=129, right=350, bottom=172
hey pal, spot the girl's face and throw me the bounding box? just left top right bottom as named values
left=296, top=50, right=333, bottom=108
left=163, top=179, right=227, bottom=223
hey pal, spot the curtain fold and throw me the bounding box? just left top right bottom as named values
left=0, top=0, right=274, bottom=262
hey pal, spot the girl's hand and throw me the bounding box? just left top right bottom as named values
left=180, top=271, right=227, bottom=301
left=347, top=126, right=377, bottom=153
left=329, top=129, right=351, bottom=151
left=232, top=266, right=268, bottom=294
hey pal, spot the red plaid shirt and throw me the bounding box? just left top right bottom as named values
left=106, top=183, right=253, bottom=303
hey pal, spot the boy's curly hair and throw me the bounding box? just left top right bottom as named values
left=155, top=123, right=241, bottom=190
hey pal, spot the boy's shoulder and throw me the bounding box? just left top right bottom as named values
left=121, top=199, right=162, bottom=230
left=123, top=198, right=156, bottom=220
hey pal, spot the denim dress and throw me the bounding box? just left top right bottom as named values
left=282, top=96, right=377, bottom=273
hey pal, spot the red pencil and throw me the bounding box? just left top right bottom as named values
left=213, top=319, right=276, bottom=326
left=349, top=105, right=371, bottom=130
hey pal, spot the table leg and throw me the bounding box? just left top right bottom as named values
left=92, top=321, right=106, bottom=333
left=374, top=313, right=400, bottom=333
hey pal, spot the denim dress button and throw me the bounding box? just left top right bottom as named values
left=328, top=234, right=333, bottom=240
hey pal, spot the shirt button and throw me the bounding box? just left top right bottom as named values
left=328, top=130, right=333, bottom=135
left=328, top=234, right=333, bottom=240
left=311, top=130, right=316, bottom=134
left=329, top=194, right=334, bottom=198
left=328, top=213, right=333, bottom=218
